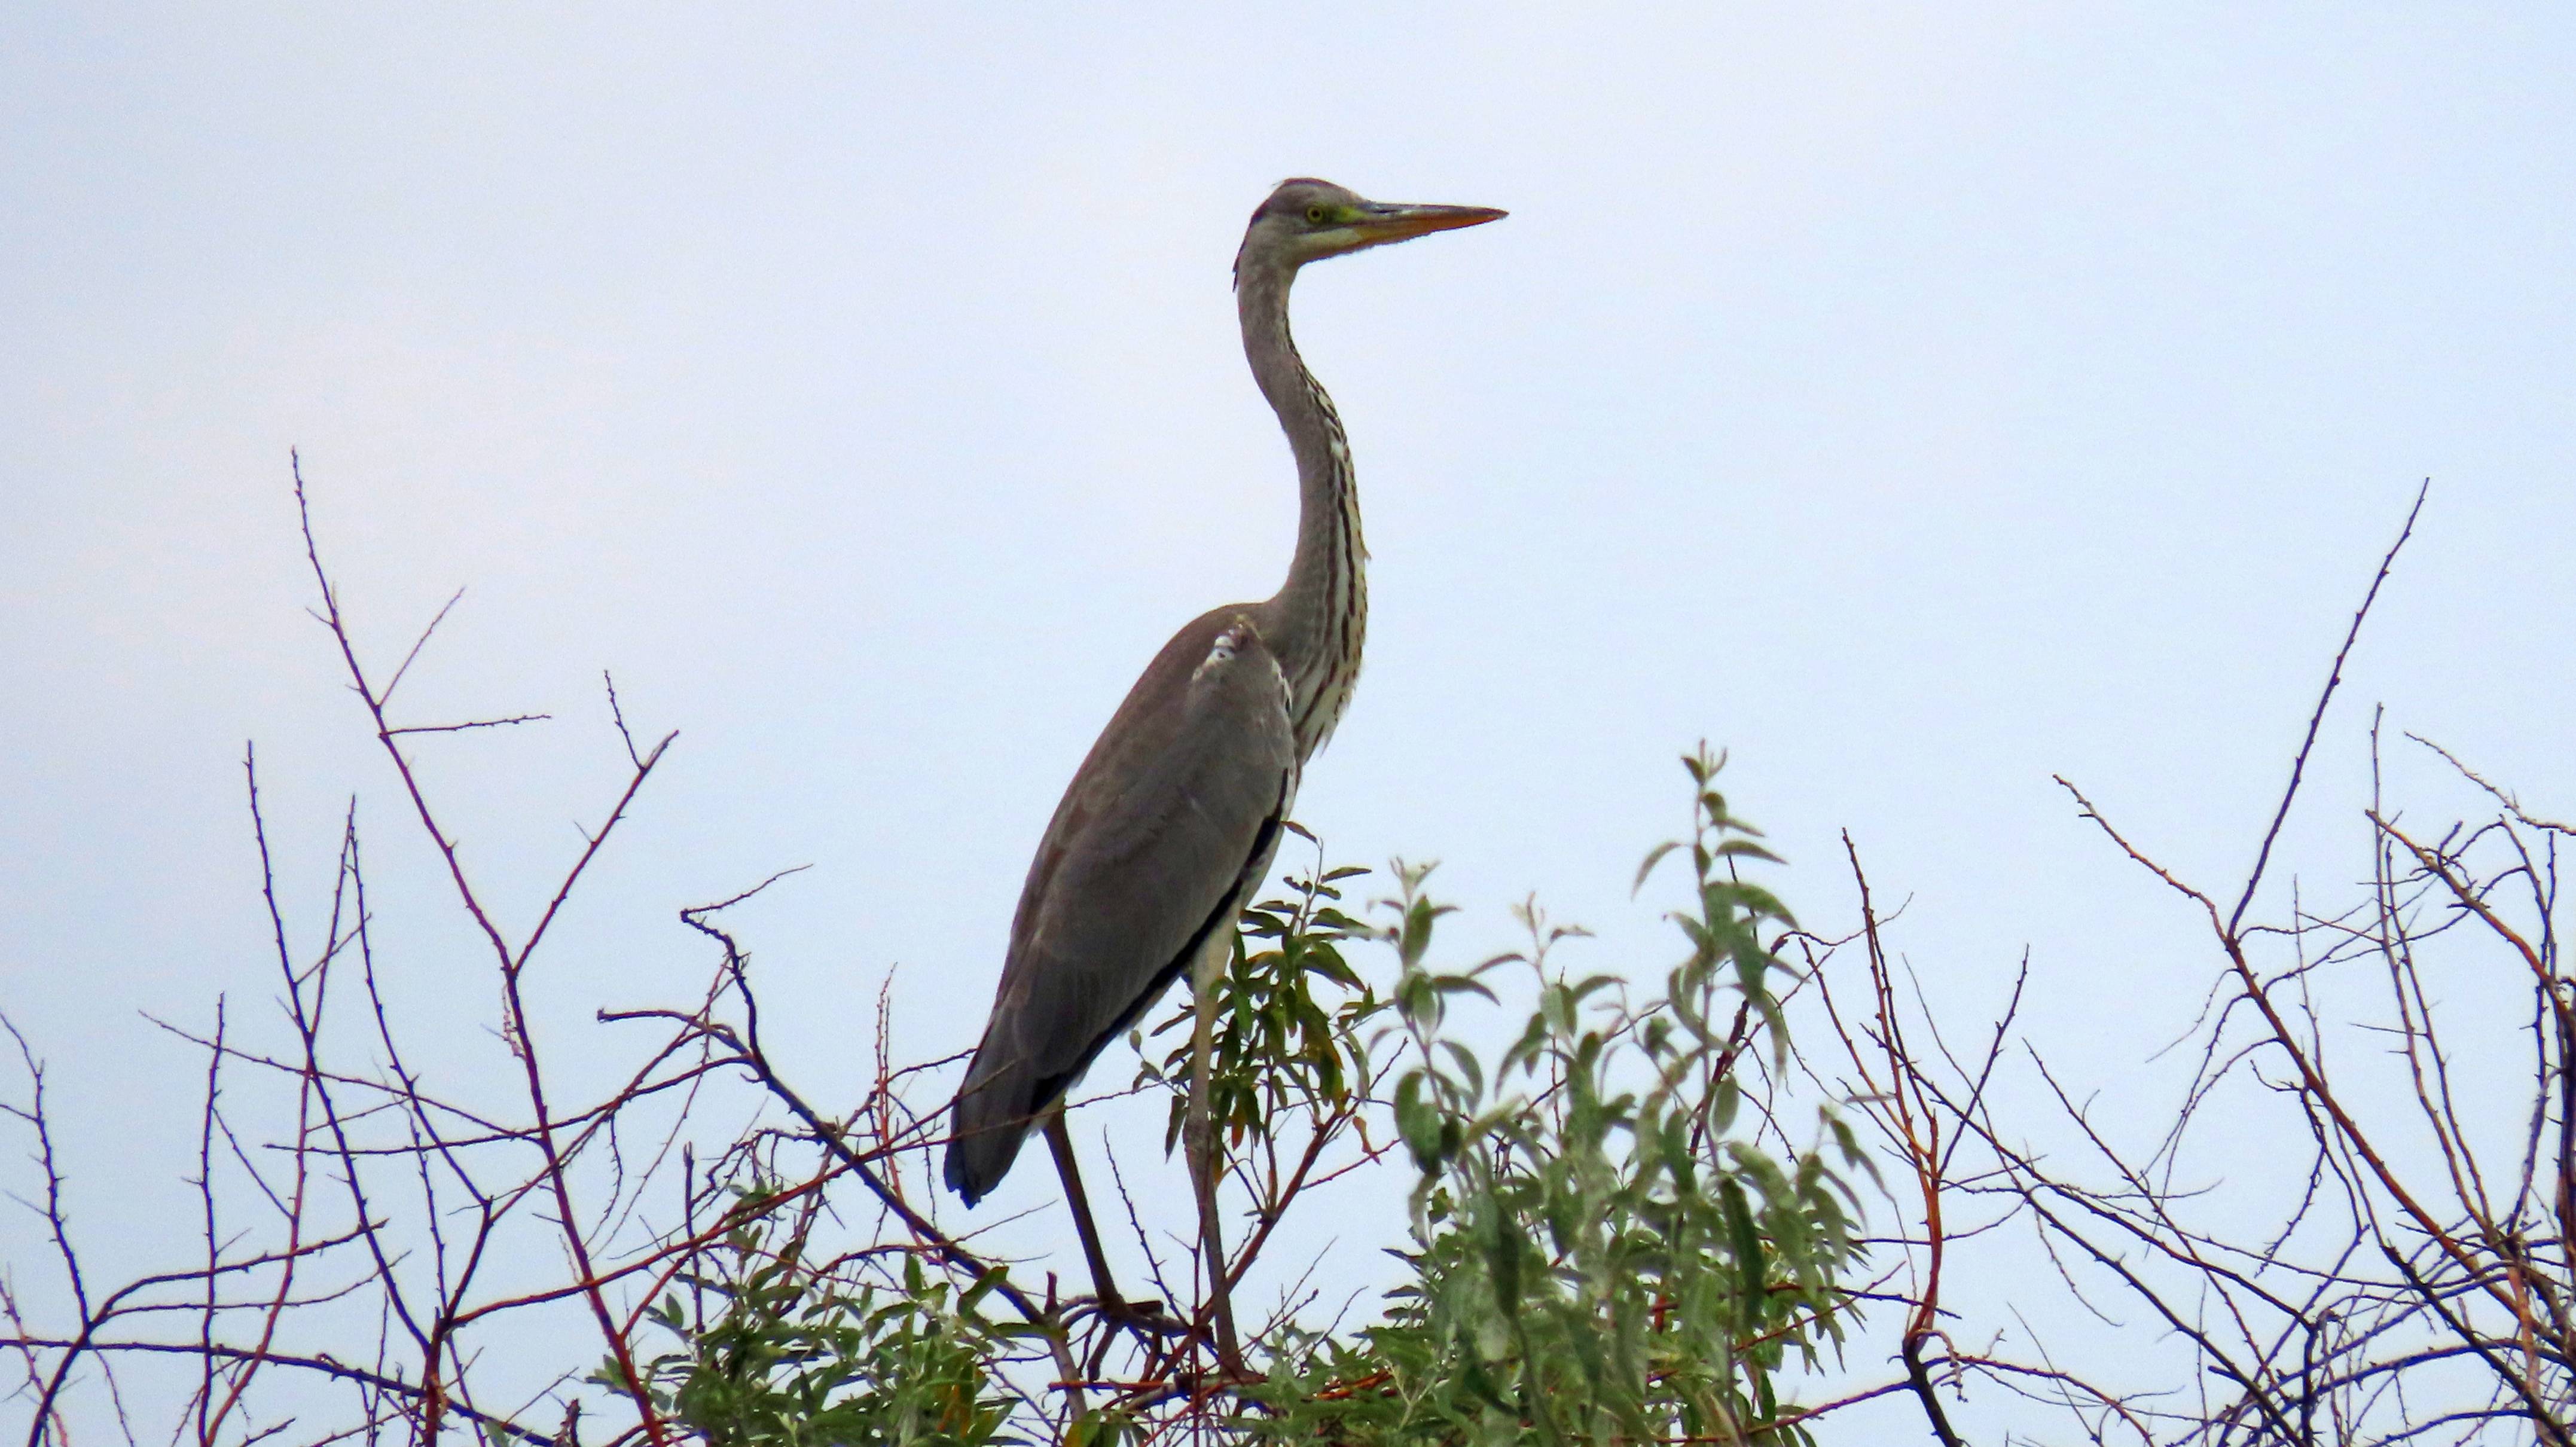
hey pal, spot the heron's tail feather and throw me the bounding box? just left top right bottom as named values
left=944, top=1061, right=1036, bottom=1207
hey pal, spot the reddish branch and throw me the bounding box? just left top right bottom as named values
left=10, top=1337, right=553, bottom=1446
left=291, top=455, right=675, bottom=1444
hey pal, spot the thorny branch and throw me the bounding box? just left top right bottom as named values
left=1791, top=483, right=2572, bottom=1444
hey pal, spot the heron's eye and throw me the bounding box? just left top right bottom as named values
left=1305, top=204, right=1329, bottom=224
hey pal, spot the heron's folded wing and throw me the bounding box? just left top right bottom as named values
left=946, top=610, right=1295, bottom=1201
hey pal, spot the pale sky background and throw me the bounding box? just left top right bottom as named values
left=4, top=4, right=2572, bottom=1440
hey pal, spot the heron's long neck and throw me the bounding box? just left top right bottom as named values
left=1240, top=265, right=1366, bottom=761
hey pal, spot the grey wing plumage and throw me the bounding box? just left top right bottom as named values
left=945, top=609, right=1297, bottom=1205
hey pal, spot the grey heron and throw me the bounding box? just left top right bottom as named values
left=943, top=178, right=1503, bottom=1353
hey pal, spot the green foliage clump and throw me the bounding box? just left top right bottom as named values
left=626, top=1186, right=1020, bottom=1446
left=1246, top=749, right=1867, bottom=1444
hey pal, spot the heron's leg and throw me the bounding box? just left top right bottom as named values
left=1186, top=933, right=1246, bottom=1373
left=1045, top=1109, right=1180, bottom=1378
left=1042, top=1109, right=1128, bottom=1313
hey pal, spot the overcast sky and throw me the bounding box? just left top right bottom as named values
left=5, top=4, right=2571, bottom=1436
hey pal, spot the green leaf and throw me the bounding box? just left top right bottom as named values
left=1485, top=1204, right=1525, bottom=1314
left=1722, top=1178, right=1766, bottom=1329
left=1632, top=839, right=1682, bottom=895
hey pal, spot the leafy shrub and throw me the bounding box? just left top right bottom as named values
left=630, top=1186, right=1020, bottom=1446
left=1238, top=747, right=1867, bottom=1444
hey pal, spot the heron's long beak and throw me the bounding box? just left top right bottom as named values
left=1351, top=202, right=1508, bottom=245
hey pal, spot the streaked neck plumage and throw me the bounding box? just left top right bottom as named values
left=1238, top=257, right=1366, bottom=763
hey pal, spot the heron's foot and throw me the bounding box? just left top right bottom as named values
left=1077, top=1290, right=1186, bottom=1339
left=1070, top=1290, right=1188, bottom=1377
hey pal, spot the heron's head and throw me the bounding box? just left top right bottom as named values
left=1234, top=178, right=1504, bottom=287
